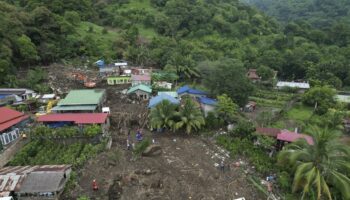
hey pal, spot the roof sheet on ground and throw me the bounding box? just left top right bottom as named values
left=148, top=94, right=180, bottom=108
left=51, top=105, right=97, bottom=111
left=37, top=113, right=108, bottom=124
left=57, top=89, right=105, bottom=106
left=127, top=84, right=152, bottom=94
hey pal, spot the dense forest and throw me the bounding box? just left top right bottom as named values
left=1, top=0, right=350, bottom=90
left=242, top=0, right=350, bottom=27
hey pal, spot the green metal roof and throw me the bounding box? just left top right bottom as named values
left=157, top=91, right=178, bottom=98
left=58, top=89, right=105, bottom=106
left=51, top=105, right=97, bottom=111
left=127, top=84, right=152, bottom=94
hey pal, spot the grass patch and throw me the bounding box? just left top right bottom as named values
left=286, top=103, right=313, bottom=122
left=133, top=139, right=151, bottom=157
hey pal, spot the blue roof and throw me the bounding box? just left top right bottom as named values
left=0, top=94, right=10, bottom=99
left=177, top=85, right=206, bottom=95
left=177, top=85, right=191, bottom=94
left=148, top=94, right=180, bottom=108
left=95, top=60, right=105, bottom=67
left=198, top=97, right=217, bottom=105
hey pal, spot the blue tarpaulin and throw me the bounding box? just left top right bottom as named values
left=148, top=94, right=180, bottom=108
left=95, top=60, right=105, bottom=67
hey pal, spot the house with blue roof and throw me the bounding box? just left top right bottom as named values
left=197, top=96, right=218, bottom=117
left=148, top=94, right=180, bottom=108
left=176, top=85, right=207, bottom=98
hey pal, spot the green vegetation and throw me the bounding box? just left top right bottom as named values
left=278, top=127, right=350, bottom=199
left=216, top=94, right=239, bottom=123
left=149, top=97, right=205, bottom=134
left=286, top=104, right=314, bottom=122
left=133, top=139, right=151, bottom=156
left=31, top=125, right=102, bottom=138
left=8, top=140, right=104, bottom=169
left=249, top=89, right=294, bottom=108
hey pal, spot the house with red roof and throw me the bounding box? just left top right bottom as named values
left=255, top=127, right=314, bottom=150
left=0, top=107, right=29, bottom=146
left=131, top=74, right=151, bottom=86
left=37, top=113, right=110, bottom=134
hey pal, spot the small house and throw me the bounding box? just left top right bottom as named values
left=276, top=130, right=314, bottom=149
left=0, top=165, right=71, bottom=199
left=177, top=85, right=207, bottom=98
left=148, top=94, right=180, bottom=108
left=37, top=113, right=110, bottom=134
left=197, top=97, right=217, bottom=117
left=276, top=81, right=310, bottom=92
left=0, top=88, right=36, bottom=104
left=0, top=107, right=29, bottom=146
left=131, top=74, right=151, bottom=86
left=52, top=89, right=106, bottom=113
left=127, top=84, right=152, bottom=100
left=247, top=69, right=261, bottom=82
left=107, top=76, right=131, bottom=85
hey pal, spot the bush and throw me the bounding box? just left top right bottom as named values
left=205, top=112, right=224, bottom=129
left=84, top=125, right=102, bottom=137
left=133, top=139, right=151, bottom=156
left=231, top=120, right=255, bottom=139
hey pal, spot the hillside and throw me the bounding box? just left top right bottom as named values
left=1, top=0, right=350, bottom=90
left=241, top=0, right=350, bottom=28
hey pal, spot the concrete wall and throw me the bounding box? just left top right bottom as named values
left=0, top=138, right=29, bottom=167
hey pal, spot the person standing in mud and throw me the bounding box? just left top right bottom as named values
left=220, top=160, right=225, bottom=173
left=136, top=128, right=143, bottom=142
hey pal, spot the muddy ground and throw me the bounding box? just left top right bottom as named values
left=45, top=65, right=265, bottom=200
left=65, top=133, right=264, bottom=200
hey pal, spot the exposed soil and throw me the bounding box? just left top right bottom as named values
left=64, top=133, right=264, bottom=200
left=45, top=65, right=264, bottom=200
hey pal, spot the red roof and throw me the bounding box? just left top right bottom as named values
left=256, top=127, right=281, bottom=137
left=131, top=74, right=151, bottom=81
left=0, top=107, right=29, bottom=132
left=37, top=113, right=108, bottom=124
left=277, top=130, right=314, bottom=145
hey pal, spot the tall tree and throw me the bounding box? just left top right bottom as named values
left=149, top=100, right=178, bottom=131
left=16, top=35, right=39, bottom=66
left=175, top=97, right=205, bottom=134
left=198, top=59, right=254, bottom=106
left=278, top=127, right=350, bottom=200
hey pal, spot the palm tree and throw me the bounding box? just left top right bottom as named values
left=149, top=100, right=178, bottom=131
left=278, top=126, right=350, bottom=200
left=175, top=97, right=205, bottom=134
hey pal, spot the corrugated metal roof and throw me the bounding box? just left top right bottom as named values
left=19, top=172, right=65, bottom=193
left=131, top=74, right=151, bottom=81
left=51, top=105, right=97, bottom=111
left=0, top=165, right=71, bottom=196
left=177, top=85, right=207, bottom=95
left=127, top=84, right=152, bottom=94
left=256, top=127, right=280, bottom=137
left=57, top=89, right=105, bottom=106
left=277, top=130, right=314, bottom=145
left=37, top=113, right=108, bottom=124
left=157, top=92, right=178, bottom=98
left=0, top=107, right=29, bottom=132
left=276, top=81, right=310, bottom=89
left=197, top=97, right=217, bottom=105
left=148, top=94, right=180, bottom=108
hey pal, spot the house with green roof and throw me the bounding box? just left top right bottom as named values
left=127, top=84, right=152, bottom=100
left=52, top=89, right=106, bottom=113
